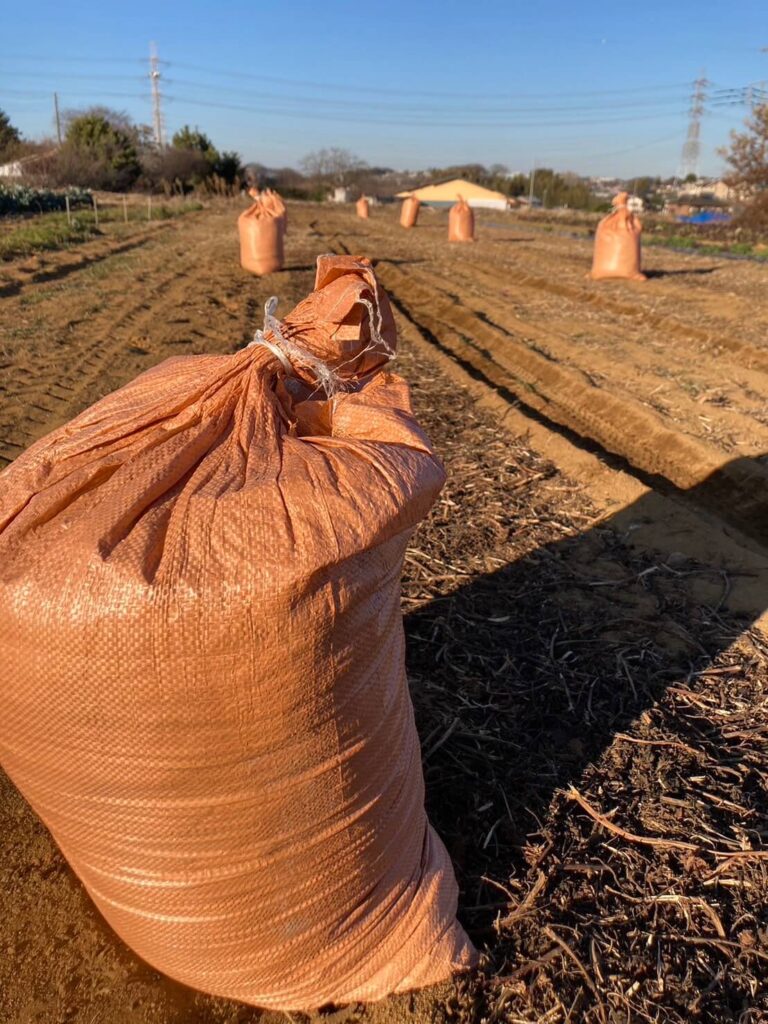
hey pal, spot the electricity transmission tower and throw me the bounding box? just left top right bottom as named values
left=149, top=42, right=165, bottom=148
left=680, top=74, right=709, bottom=180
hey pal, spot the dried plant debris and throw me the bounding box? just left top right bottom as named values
left=397, top=340, right=768, bottom=1024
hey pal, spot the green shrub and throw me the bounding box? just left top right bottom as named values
left=0, top=184, right=91, bottom=216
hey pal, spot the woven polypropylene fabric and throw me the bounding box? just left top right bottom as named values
left=448, top=199, right=474, bottom=243
left=0, top=256, right=476, bottom=1010
left=590, top=192, right=644, bottom=280
left=400, top=196, right=420, bottom=229
left=238, top=192, right=285, bottom=275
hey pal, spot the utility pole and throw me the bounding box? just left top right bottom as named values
left=528, top=161, right=536, bottom=208
left=149, top=42, right=165, bottom=148
left=680, top=73, right=709, bottom=180
left=53, top=92, right=62, bottom=146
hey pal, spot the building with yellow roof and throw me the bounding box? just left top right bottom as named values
left=395, top=177, right=511, bottom=210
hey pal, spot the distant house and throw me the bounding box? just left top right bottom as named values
left=660, top=177, right=741, bottom=222
left=0, top=160, right=24, bottom=179
left=396, top=178, right=510, bottom=210
left=0, top=150, right=58, bottom=179
left=329, top=186, right=351, bottom=203
left=680, top=179, right=735, bottom=202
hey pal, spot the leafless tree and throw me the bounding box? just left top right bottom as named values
left=720, top=103, right=768, bottom=228
left=300, top=148, right=367, bottom=188
left=721, top=103, right=768, bottom=194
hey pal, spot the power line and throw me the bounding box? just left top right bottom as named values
left=163, top=79, right=695, bottom=114
left=540, top=131, right=687, bottom=160
left=4, top=56, right=758, bottom=149
left=0, top=53, right=693, bottom=100
left=4, top=81, right=698, bottom=117
left=5, top=71, right=756, bottom=125
left=159, top=84, right=756, bottom=129
left=5, top=70, right=148, bottom=81
left=1, top=88, right=150, bottom=100
left=166, top=61, right=695, bottom=100
left=2, top=71, right=696, bottom=111
left=0, top=54, right=154, bottom=64
left=162, top=92, right=693, bottom=128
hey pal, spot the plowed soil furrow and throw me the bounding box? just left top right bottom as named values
left=440, top=252, right=768, bottom=373
left=325, top=216, right=768, bottom=480
left=377, top=259, right=768, bottom=547
left=0, top=224, right=179, bottom=297
left=413, top=216, right=768, bottom=338
left=327, top=212, right=768, bottom=462
left=0, top=209, right=321, bottom=465
left=513, top=229, right=768, bottom=331
left=436, top=256, right=768, bottom=436
left=396, top=261, right=768, bottom=456
left=1, top=265, right=194, bottom=462
left=338, top=212, right=768, bottom=358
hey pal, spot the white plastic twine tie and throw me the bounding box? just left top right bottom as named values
left=248, top=297, right=292, bottom=373
left=247, top=296, right=345, bottom=397
left=247, top=285, right=396, bottom=395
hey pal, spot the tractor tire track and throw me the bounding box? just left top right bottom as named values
left=377, top=259, right=768, bottom=547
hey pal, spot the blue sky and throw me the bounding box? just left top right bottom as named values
left=3, top=0, right=767, bottom=178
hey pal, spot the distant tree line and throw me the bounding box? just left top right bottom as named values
left=0, top=106, right=243, bottom=195
left=0, top=114, right=664, bottom=212
left=4, top=102, right=766, bottom=224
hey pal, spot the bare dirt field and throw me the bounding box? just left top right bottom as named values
left=1, top=202, right=767, bottom=1024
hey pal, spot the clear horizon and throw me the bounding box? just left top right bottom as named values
left=3, top=0, right=766, bottom=180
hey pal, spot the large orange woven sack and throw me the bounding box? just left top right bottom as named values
left=448, top=197, right=474, bottom=242
left=238, top=195, right=284, bottom=275
left=356, top=195, right=370, bottom=219
left=0, top=255, right=476, bottom=1012
left=400, top=195, right=420, bottom=228
left=590, top=191, right=645, bottom=280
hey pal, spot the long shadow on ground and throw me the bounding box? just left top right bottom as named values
left=644, top=266, right=721, bottom=279
left=404, top=456, right=768, bottom=1023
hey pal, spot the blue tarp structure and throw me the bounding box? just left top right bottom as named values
left=678, top=211, right=731, bottom=224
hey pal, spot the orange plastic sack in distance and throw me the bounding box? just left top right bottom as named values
left=0, top=254, right=477, bottom=1012
left=590, top=191, right=645, bottom=281
left=238, top=195, right=284, bottom=275
left=400, top=195, right=420, bottom=228
left=356, top=195, right=370, bottom=219
left=448, top=196, right=474, bottom=242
